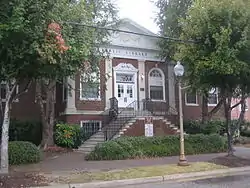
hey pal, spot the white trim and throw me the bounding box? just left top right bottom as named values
left=148, top=68, right=165, bottom=101
left=114, top=63, right=138, bottom=108
left=80, top=120, right=102, bottom=131
left=208, top=88, right=219, bottom=106
left=80, top=71, right=101, bottom=101
left=61, top=110, right=104, bottom=115
left=185, top=92, right=198, bottom=106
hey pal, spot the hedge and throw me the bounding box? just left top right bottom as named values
left=9, top=141, right=41, bottom=165
left=183, top=120, right=226, bottom=135
left=86, top=134, right=227, bottom=161
left=8, top=119, right=42, bottom=146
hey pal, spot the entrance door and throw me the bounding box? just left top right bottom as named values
left=117, top=83, right=135, bottom=108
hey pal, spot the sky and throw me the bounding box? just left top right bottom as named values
left=115, top=0, right=159, bottom=34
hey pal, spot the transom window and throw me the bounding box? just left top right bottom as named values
left=80, top=70, right=100, bottom=100
left=148, top=68, right=165, bottom=101
left=150, top=70, right=162, bottom=78
left=208, top=88, right=218, bottom=106
left=185, top=91, right=198, bottom=105
left=116, top=73, right=134, bottom=83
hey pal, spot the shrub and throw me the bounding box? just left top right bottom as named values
left=86, top=134, right=227, bottom=161
left=240, top=130, right=250, bottom=137
left=9, top=141, right=41, bottom=165
left=2, top=119, right=42, bottom=146
left=55, top=123, right=84, bottom=148
left=234, top=136, right=250, bottom=145
left=184, top=120, right=226, bottom=135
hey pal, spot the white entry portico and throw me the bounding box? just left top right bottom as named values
left=113, top=63, right=138, bottom=108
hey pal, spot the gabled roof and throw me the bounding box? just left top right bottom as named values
left=118, top=18, right=158, bottom=36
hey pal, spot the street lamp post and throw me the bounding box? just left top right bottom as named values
left=174, top=61, right=189, bottom=166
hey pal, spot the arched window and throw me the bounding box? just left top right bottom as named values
left=148, top=68, right=165, bottom=100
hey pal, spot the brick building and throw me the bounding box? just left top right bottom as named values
left=1, top=19, right=226, bottom=153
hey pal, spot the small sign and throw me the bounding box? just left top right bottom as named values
left=145, top=117, right=153, bottom=137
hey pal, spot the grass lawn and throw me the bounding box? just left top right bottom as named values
left=56, top=162, right=228, bottom=184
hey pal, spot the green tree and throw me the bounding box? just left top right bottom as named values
left=155, top=0, right=223, bottom=121
left=176, top=0, right=250, bottom=155
left=155, top=0, right=192, bottom=59
left=0, top=0, right=117, bottom=173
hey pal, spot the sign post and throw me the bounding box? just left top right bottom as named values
left=144, top=117, right=153, bottom=137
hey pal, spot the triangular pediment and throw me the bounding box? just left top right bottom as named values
left=109, top=18, right=160, bottom=51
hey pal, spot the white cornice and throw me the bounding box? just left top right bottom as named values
left=101, top=46, right=164, bottom=62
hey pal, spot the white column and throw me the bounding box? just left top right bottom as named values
left=105, top=58, right=113, bottom=110
left=65, top=76, right=77, bottom=114
left=168, top=62, right=177, bottom=112
left=138, top=60, right=146, bottom=101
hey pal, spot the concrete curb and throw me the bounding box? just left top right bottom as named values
left=32, top=166, right=250, bottom=188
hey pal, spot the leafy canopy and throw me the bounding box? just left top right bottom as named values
left=155, top=0, right=193, bottom=59
left=0, top=0, right=118, bottom=82
left=176, top=0, right=250, bottom=93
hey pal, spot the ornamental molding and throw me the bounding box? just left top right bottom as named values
left=113, top=63, right=138, bottom=72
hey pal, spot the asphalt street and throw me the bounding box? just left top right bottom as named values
left=121, top=174, right=250, bottom=188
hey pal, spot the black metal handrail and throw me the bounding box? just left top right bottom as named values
left=109, top=97, right=118, bottom=117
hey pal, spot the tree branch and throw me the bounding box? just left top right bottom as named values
left=207, top=97, right=224, bottom=118
left=230, top=97, right=246, bottom=110
left=12, top=80, right=32, bottom=101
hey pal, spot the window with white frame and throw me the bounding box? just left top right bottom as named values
left=0, top=82, right=19, bottom=102
left=80, top=120, right=102, bottom=138
left=148, top=68, right=165, bottom=101
left=185, top=91, right=198, bottom=105
left=208, top=88, right=218, bottom=106
left=80, top=70, right=100, bottom=100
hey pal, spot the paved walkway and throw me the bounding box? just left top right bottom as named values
left=11, top=146, right=250, bottom=173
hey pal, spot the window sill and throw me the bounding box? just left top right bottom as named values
left=151, top=99, right=166, bottom=102
left=208, top=104, right=217, bottom=107
left=80, top=98, right=101, bottom=101
left=185, top=103, right=199, bottom=106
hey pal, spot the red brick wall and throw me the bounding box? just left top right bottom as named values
left=10, top=82, right=41, bottom=121
left=64, top=114, right=104, bottom=125
left=182, top=94, right=224, bottom=121
left=123, top=119, right=178, bottom=137
left=231, top=98, right=250, bottom=121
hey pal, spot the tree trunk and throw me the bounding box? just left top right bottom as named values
left=36, top=80, right=56, bottom=149
left=201, top=95, right=208, bottom=123
left=236, top=96, right=246, bottom=138
left=0, top=82, right=16, bottom=174
left=224, top=96, right=234, bottom=156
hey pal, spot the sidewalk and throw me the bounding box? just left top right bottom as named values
left=11, top=146, right=250, bottom=173
left=32, top=166, right=250, bottom=188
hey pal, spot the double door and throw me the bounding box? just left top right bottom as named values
left=116, top=83, right=135, bottom=108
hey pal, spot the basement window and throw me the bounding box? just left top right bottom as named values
left=80, top=120, right=102, bottom=139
